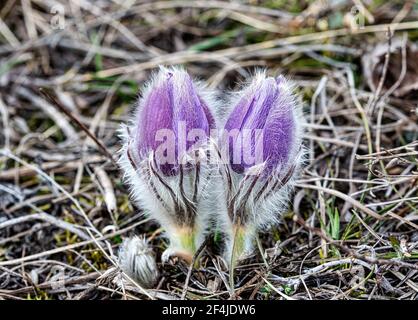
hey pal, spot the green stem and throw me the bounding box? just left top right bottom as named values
left=229, top=225, right=249, bottom=290
left=172, top=226, right=199, bottom=266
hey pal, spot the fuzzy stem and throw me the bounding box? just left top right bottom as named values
left=228, top=224, right=251, bottom=290
left=178, top=227, right=197, bottom=253
left=230, top=225, right=247, bottom=269
left=170, top=226, right=198, bottom=265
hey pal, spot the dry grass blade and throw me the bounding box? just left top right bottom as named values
left=39, top=88, right=117, bottom=165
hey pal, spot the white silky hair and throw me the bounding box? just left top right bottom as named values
left=118, top=235, right=159, bottom=288
left=118, top=66, right=221, bottom=257
left=216, top=70, right=306, bottom=262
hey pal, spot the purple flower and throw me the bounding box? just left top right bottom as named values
left=120, top=67, right=218, bottom=265
left=223, top=74, right=298, bottom=175
left=119, top=67, right=304, bottom=270
left=134, top=67, right=215, bottom=176
left=218, top=72, right=304, bottom=270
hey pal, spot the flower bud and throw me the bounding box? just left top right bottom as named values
left=223, top=74, right=299, bottom=175
left=118, top=236, right=159, bottom=288
left=135, top=67, right=215, bottom=176
left=219, top=72, right=304, bottom=270
left=119, top=66, right=217, bottom=265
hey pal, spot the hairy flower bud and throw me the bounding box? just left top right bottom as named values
left=119, top=66, right=217, bottom=264
left=135, top=66, right=215, bottom=175
left=218, top=72, right=304, bottom=270
left=118, top=236, right=159, bottom=288
left=223, top=74, right=298, bottom=175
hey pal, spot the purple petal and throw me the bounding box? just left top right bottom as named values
left=136, top=71, right=174, bottom=159
left=224, top=74, right=296, bottom=174
left=171, top=71, right=211, bottom=152
left=134, top=68, right=215, bottom=175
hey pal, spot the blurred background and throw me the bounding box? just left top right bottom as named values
left=0, top=0, right=418, bottom=300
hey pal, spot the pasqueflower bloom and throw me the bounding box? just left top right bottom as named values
left=219, top=72, right=304, bottom=269
left=119, top=67, right=217, bottom=264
